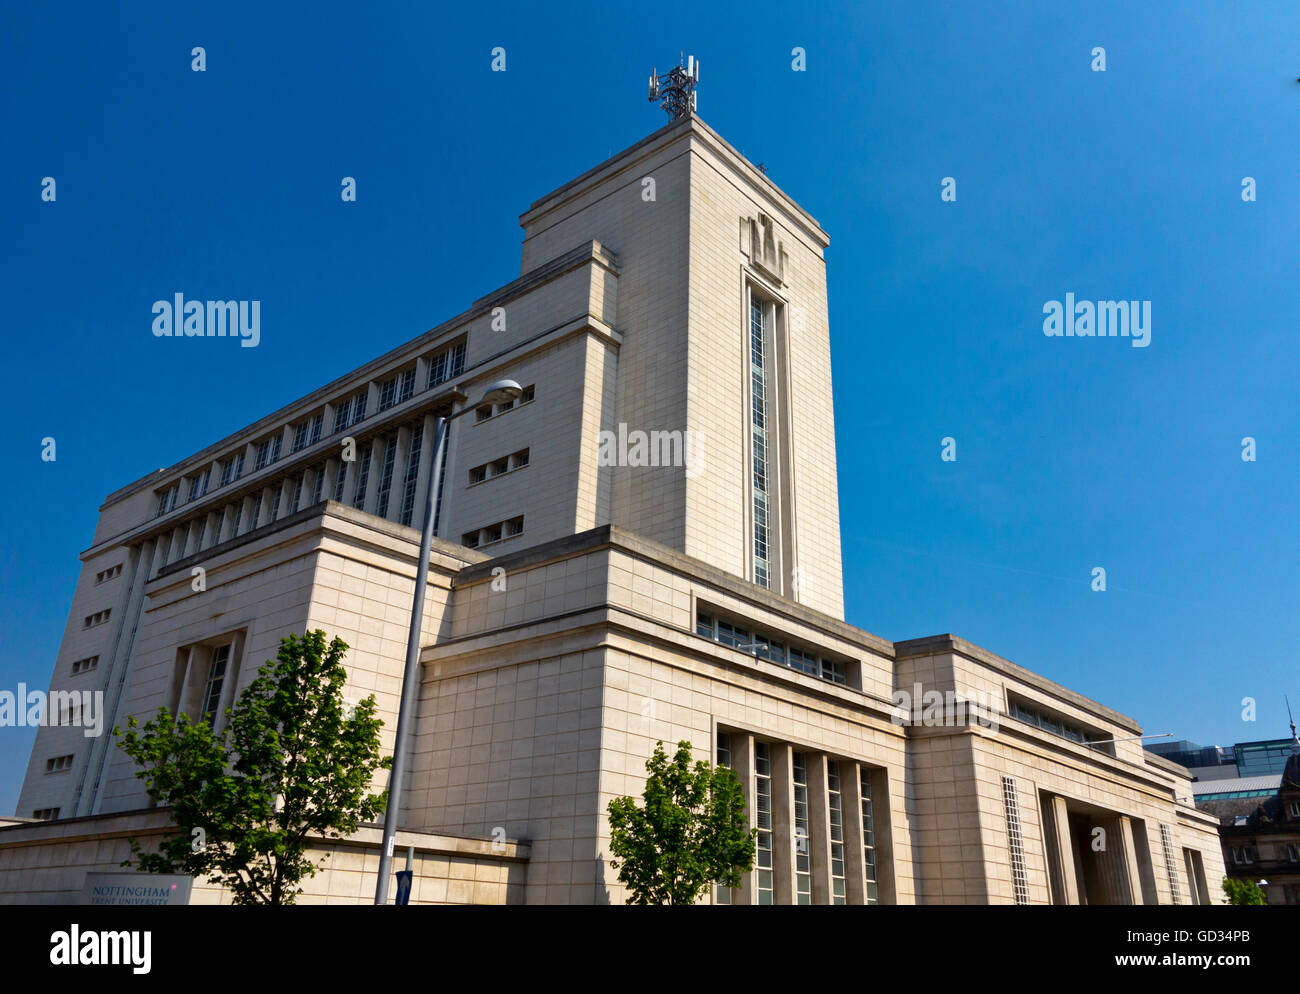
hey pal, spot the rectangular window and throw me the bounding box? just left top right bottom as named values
left=398, top=428, right=424, bottom=526
left=333, top=460, right=347, bottom=502
left=292, top=414, right=323, bottom=453
left=33, top=808, right=59, bottom=821
left=287, top=475, right=303, bottom=515
left=474, top=384, right=535, bottom=423
left=827, top=760, right=847, bottom=904
left=754, top=742, right=773, bottom=905
left=861, top=768, right=879, bottom=904
left=334, top=393, right=367, bottom=433
left=187, top=469, right=211, bottom=502
left=374, top=434, right=399, bottom=518
left=431, top=432, right=450, bottom=534
left=468, top=449, right=530, bottom=485
left=83, top=610, right=110, bottom=628
left=696, top=611, right=715, bottom=639
left=1002, top=776, right=1031, bottom=905
left=310, top=463, right=326, bottom=506
left=219, top=453, right=244, bottom=488
left=748, top=294, right=773, bottom=589
left=716, top=619, right=750, bottom=649
left=248, top=493, right=264, bottom=531
left=352, top=446, right=373, bottom=510
left=71, top=655, right=99, bottom=675
left=1289, top=801, right=1300, bottom=818
left=156, top=484, right=179, bottom=518
left=267, top=487, right=281, bottom=523
left=378, top=376, right=398, bottom=411
left=793, top=752, right=812, bottom=904
left=1159, top=823, right=1182, bottom=905
left=45, top=754, right=74, bottom=773
left=398, top=368, right=416, bottom=404
left=427, top=341, right=467, bottom=390
left=254, top=434, right=282, bottom=471
left=95, top=565, right=122, bottom=584
left=201, top=644, right=231, bottom=721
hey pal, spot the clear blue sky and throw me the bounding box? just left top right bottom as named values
left=2, top=1, right=1297, bottom=812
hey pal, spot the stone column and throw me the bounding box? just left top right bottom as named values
left=770, top=744, right=797, bottom=904
left=1118, top=816, right=1144, bottom=905
left=411, top=414, right=437, bottom=525
left=842, top=760, right=867, bottom=904
left=362, top=438, right=384, bottom=515
left=1048, top=795, right=1081, bottom=905
left=807, top=752, right=833, bottom=904
left=731, top=732, right=756, bottom=906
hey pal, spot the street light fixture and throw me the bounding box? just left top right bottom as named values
left=374, top=379, right=523, bottom=904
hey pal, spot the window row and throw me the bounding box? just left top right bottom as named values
left=45, top=754, right=74, bottom=773
left=94, top=564, right=122, bottom=584
left=71, top=655, right=99, bottom=676
left=468, top=448, right=529, bottom=485
left=695, top=610, right=847, bottom=686
left=1008, top=695, right=1114, bottom=755
left=717, top=732, right=879, bottom=905
left=150, top=339, right=468, bottom=522
left=463, top=515, right=524, bottom=550
left=32, top=808, right=59, bottom=821
left=83, top=609, right=110, bottom=629
left=475, top=383, right=535, bottom=422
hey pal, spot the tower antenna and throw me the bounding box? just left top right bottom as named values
left=648, top=53, right=700, bottom=121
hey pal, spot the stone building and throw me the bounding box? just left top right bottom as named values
left=1, top=113, right=1224, bottom=905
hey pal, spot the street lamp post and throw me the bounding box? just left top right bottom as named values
left=374, top=379, right=522, bottom=905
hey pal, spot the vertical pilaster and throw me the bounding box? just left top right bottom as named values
left=770, top=744, right=797, bottom=904
left=807, top=753, right=832, bottom=904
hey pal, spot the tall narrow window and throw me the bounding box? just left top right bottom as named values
left=1002, top=776, right=1031, bottom=905
left=792, top=752, right=812, bottom=904
left=748, top=294, right=773, bottom=588
left=431, top=428, right=450, bottom=535
left=398, top=428, right=423, bottom=526
left=1159, top=823, right=1182, bottom=905
left=201, top=644, right=231, bottom=721
left=310, top=463, right=326, bottom=506
left=333, top=460, right=347, bottom=502
left=352, top=446, right=373, bottom=510
left=287, top=475, right=303, bottom=516
left=860, top=768, right=880, bottom=905
left=374, top=435, right=398, bottom=518
left=754, top=742, right=773, bottom=904
left=827, top=760, right=847, bottom=904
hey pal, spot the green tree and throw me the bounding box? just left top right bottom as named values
left=607, top=739, right=755, bottom=905
left=115, top=630, right=391, bottom=905
left=1221, top=876, right=1267, bottom=905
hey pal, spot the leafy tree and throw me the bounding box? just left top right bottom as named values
left=607, top=739, right=755, bottom=905
left=1221, top=876, right=1267, bottom=905
left=115, top=630, right=391, bottom=905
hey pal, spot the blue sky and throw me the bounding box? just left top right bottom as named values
left=2, top=1, right=1297, bottom=812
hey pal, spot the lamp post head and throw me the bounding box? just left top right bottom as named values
left=476, top=379, right=523, bottom=408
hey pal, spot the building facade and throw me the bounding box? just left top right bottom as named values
left=2, top=114, right=1225, bottom=905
